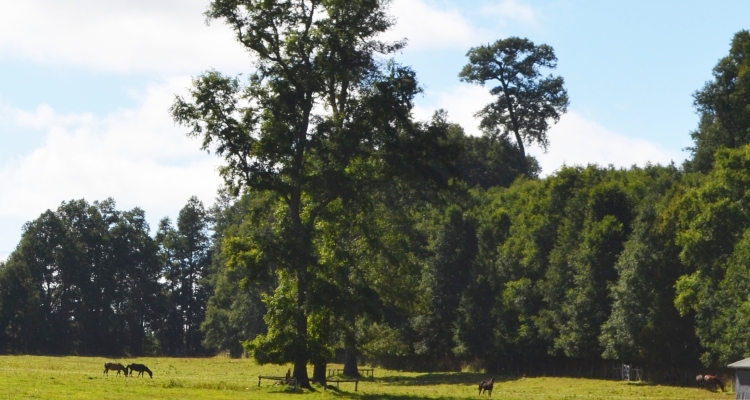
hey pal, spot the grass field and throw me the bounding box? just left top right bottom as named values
left=0, top=355, right=732, bottom=399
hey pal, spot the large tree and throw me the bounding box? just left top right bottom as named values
left=172, top=0, right=452, bottom=386
left=459, top=37, right=568, bottom=174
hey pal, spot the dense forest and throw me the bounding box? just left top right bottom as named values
left=2, top=0, right=750, bottom=386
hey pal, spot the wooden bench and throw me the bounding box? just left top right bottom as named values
left=258, top=375, right=298, bottom=390
left=327, top=367, right=374, bottom=377
left=325, top=378, right=359, bottom=392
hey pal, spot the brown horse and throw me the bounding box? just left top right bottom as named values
left=103, top=362, right=128, bottom=376
left=126, top=363, right=153, bottom=378
left=479, top=377, right=494, bottom=396
left=703, top=374, right=724, bottom=391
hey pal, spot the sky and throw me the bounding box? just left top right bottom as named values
left=1, top=0, right=749, bottom=262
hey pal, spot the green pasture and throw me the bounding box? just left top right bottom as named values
left=0, top=355, right=731, bottom=399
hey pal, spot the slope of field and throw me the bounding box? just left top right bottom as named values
left=0, top=355, right=730, bottom=399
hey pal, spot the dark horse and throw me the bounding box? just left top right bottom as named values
left=703, top=374, right=724, bottom=391
left=103, top=362, right=128, bottom=376
left=479, top=377, right=494, bottom=396
left=127, top=363, right=153, bottom=378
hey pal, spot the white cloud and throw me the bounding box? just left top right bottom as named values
left=0, top=0, right=541, bottom=73
left=0, top=0, right=249, bottom=74
left=382, top=0, right=479, bottom=50
left=413, top=84, right=492, bottom=135
left=533, top=113, right=685, bottom=176
left=382, top=0, right=542, bottom=51
left=481, top=0, right=540, bottom=26
left=413, top=84, right=685, bottom=177
left=12, top=104, right=96, bottom=131
left=0, top=78, right=223, bottom=231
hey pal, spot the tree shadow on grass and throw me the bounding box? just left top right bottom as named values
left=374, top=371, right=518, bottom=386
left=321, top=387, right=472, bottom=400
left=314, top=373, right=513, bottom=400
left=623, top=380, right=664, bottom=388
left=339, top=395, right=469, bottom=400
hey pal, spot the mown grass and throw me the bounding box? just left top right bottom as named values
left=0, top=355, right=731, bottom=399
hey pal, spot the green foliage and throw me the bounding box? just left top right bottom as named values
left=202, top=192, right=275, bottom=357
left=447, top=165, right=701, bottom=370
left=599, top=166, right=698, bottom=367
left=0, top=257, right=43, bottom=353
left=456, top=133, right=535, bottom=188
left=156, top=197, right=213, bottom=356
left=673, top=144, right=750, bottom=366
left=245, top=271, right=300, bottom=364
left=0, top=199, right=162, bottom=356
left=412, top=206, right=477, bottom=359
left=532, top=168, right=631, bottom=359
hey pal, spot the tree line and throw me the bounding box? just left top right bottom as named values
left=0, top=197, right=213, bottom=356
left=1, top=0, right=750, bottom=385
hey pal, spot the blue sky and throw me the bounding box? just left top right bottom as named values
left=1, top=0, right=749, bottom=261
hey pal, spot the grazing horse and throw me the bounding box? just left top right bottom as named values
left=703, top=374, right=724, bottom=391
left=126, top=363, right=153, bottom=378
left=103, top=362, right=128, bottom=376
left=696, top=374, right=704, bottom=387
left=478, top=377, right=494, bottom=396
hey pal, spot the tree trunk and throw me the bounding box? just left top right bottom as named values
left=312, top=361, right=327, bottom=385
left=293, top=267, right=311, bottom=389
left=343, top=329, right=359, bottom=377
left=511, top=129, right=529, bottom=176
